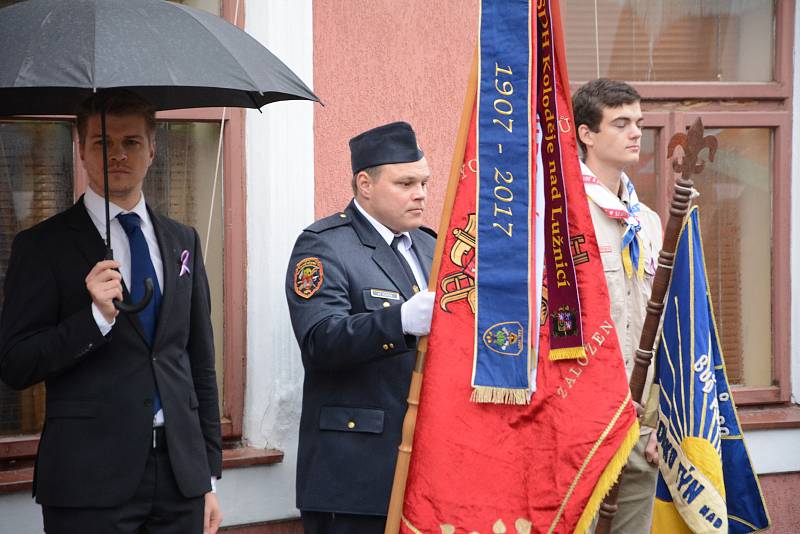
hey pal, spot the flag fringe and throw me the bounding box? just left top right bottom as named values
left=575, top=420, right=640, bottom=534
left=470, top=386, right=529, bottom=405
left=548, top=346, right=586, bottom=361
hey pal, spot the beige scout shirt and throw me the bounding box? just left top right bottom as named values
left=584, top=168, right=663, bottom=432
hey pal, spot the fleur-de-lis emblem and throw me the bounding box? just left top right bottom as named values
left=667, top=118, right=718, bottom=175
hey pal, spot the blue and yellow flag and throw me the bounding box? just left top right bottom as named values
left=652, top=207, right=770, bottom=533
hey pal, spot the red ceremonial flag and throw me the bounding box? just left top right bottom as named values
left=394, top=1, right=639, bottom=532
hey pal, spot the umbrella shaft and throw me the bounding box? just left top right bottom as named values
left=100, top=103, right=112, bottom=251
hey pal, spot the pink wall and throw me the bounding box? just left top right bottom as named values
left=313, top=0, right=478, bottom=229
left=760, top=473, right=800, bottom=533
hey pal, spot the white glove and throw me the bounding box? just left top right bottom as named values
left=401, top=290, right=435, bottom=336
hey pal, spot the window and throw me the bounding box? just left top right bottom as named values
left=564, top=0, right=774, bottom=82
left=0, top=0, right=247, bottom=460
left=0, top=122, right=74, bottom=436
left=564, top=0, right=792, bottom=405
left=694, top=127, right=772, bottom=387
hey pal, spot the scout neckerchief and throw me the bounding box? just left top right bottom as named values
left=581, top=161, right=644, bottom=279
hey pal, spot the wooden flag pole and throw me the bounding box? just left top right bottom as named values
left=595, top=118, right=717, bottom=533
left=384, top=49, right=478, bottom=534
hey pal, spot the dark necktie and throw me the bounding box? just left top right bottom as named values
left=391, top=235, right=419, bottom=293
left=117, top=212, right=162, bottom=415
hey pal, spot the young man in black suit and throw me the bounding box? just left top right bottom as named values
left=0, top=90, right=223, bottom=534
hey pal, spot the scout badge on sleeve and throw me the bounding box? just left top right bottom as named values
left=294, top=257, right=324, bottom=299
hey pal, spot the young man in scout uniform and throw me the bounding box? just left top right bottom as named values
left=286, top=121, right=436, bottom=534
left=573, top=79, right=663, bottom=533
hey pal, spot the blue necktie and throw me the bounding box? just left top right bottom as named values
left=117, top=212, right=162, bottom=415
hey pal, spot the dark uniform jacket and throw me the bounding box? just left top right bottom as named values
left=286, top=200, right=435, bottom=516
left=0, top=199, right=221, bottom=508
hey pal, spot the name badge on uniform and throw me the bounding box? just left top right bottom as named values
left=370, top=289, right=400, bottom=300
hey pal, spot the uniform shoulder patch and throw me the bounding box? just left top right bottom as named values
left=305, top=212, right=351, bottom=234
left=294, top=257, right=324, bottom=299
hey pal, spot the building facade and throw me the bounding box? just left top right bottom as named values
left=0, top=1, right=798, bottom=532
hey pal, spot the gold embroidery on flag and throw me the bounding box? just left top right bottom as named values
left=440, top=213, right=477, bottom=313
left=550, top=391, right=639, bottom=534
left=401, top=516, right=533, bottom=534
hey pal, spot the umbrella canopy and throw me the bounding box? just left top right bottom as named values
left=0, top=0, right=319, bottom=116
left=0, top=0, right=319, bottom=312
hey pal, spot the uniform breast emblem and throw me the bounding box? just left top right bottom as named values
left=294, top=257, right=324, bottom=298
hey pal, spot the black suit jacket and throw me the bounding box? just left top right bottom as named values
left=285, top=200, right=436, bottom=516
left=0, top=199, right=221, bottom=508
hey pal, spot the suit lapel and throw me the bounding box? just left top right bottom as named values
left=149, top=207, right=178, bottom=349
left=66, top=199, right=110, bottom=271
left=347, top=202, right=415, bottom=300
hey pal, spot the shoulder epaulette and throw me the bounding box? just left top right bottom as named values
left=304, top=212, right=353, bottom=234
left=418, top=225, right=437, bottom=239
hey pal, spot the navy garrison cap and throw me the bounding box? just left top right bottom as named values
left=349, top=121, right=424, bottom=175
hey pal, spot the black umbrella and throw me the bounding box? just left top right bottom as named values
left=0, top=0, right=318, bottom=114
left=0, top=0, right=319, bottom=312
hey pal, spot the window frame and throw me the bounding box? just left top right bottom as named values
left=632, top=0, right=794, bottom=101
left=0, top=0, right=248, bottom=462
left=620, top=112, right=789, bottom=406
left=635, top=109, right=791, bottom=406
left=676, top=110, right=791, bottom=406
left=571, top=109, right=790, bottom=407
left=632, top=95, right=792, bottom=406
left=567, top=0, right=795, bottom=416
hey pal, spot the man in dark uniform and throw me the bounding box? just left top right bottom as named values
left=286, top=121, right=436, bottom=534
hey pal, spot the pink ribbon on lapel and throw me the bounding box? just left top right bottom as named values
left=179, top=250, right=191, bottom=277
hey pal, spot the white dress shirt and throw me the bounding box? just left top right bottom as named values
left=83, top=187, right=164, bottom=298
left=354, top=199, right=428, bottom=291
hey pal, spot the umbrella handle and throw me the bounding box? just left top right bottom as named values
left=105, top=247, right=154, bottom=314
left=114, top=278, right=154, bottom=314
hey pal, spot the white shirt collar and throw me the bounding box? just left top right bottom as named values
left=353, top=198, right=412, bottom=251
left=84, top=186, right=151, bottom=230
